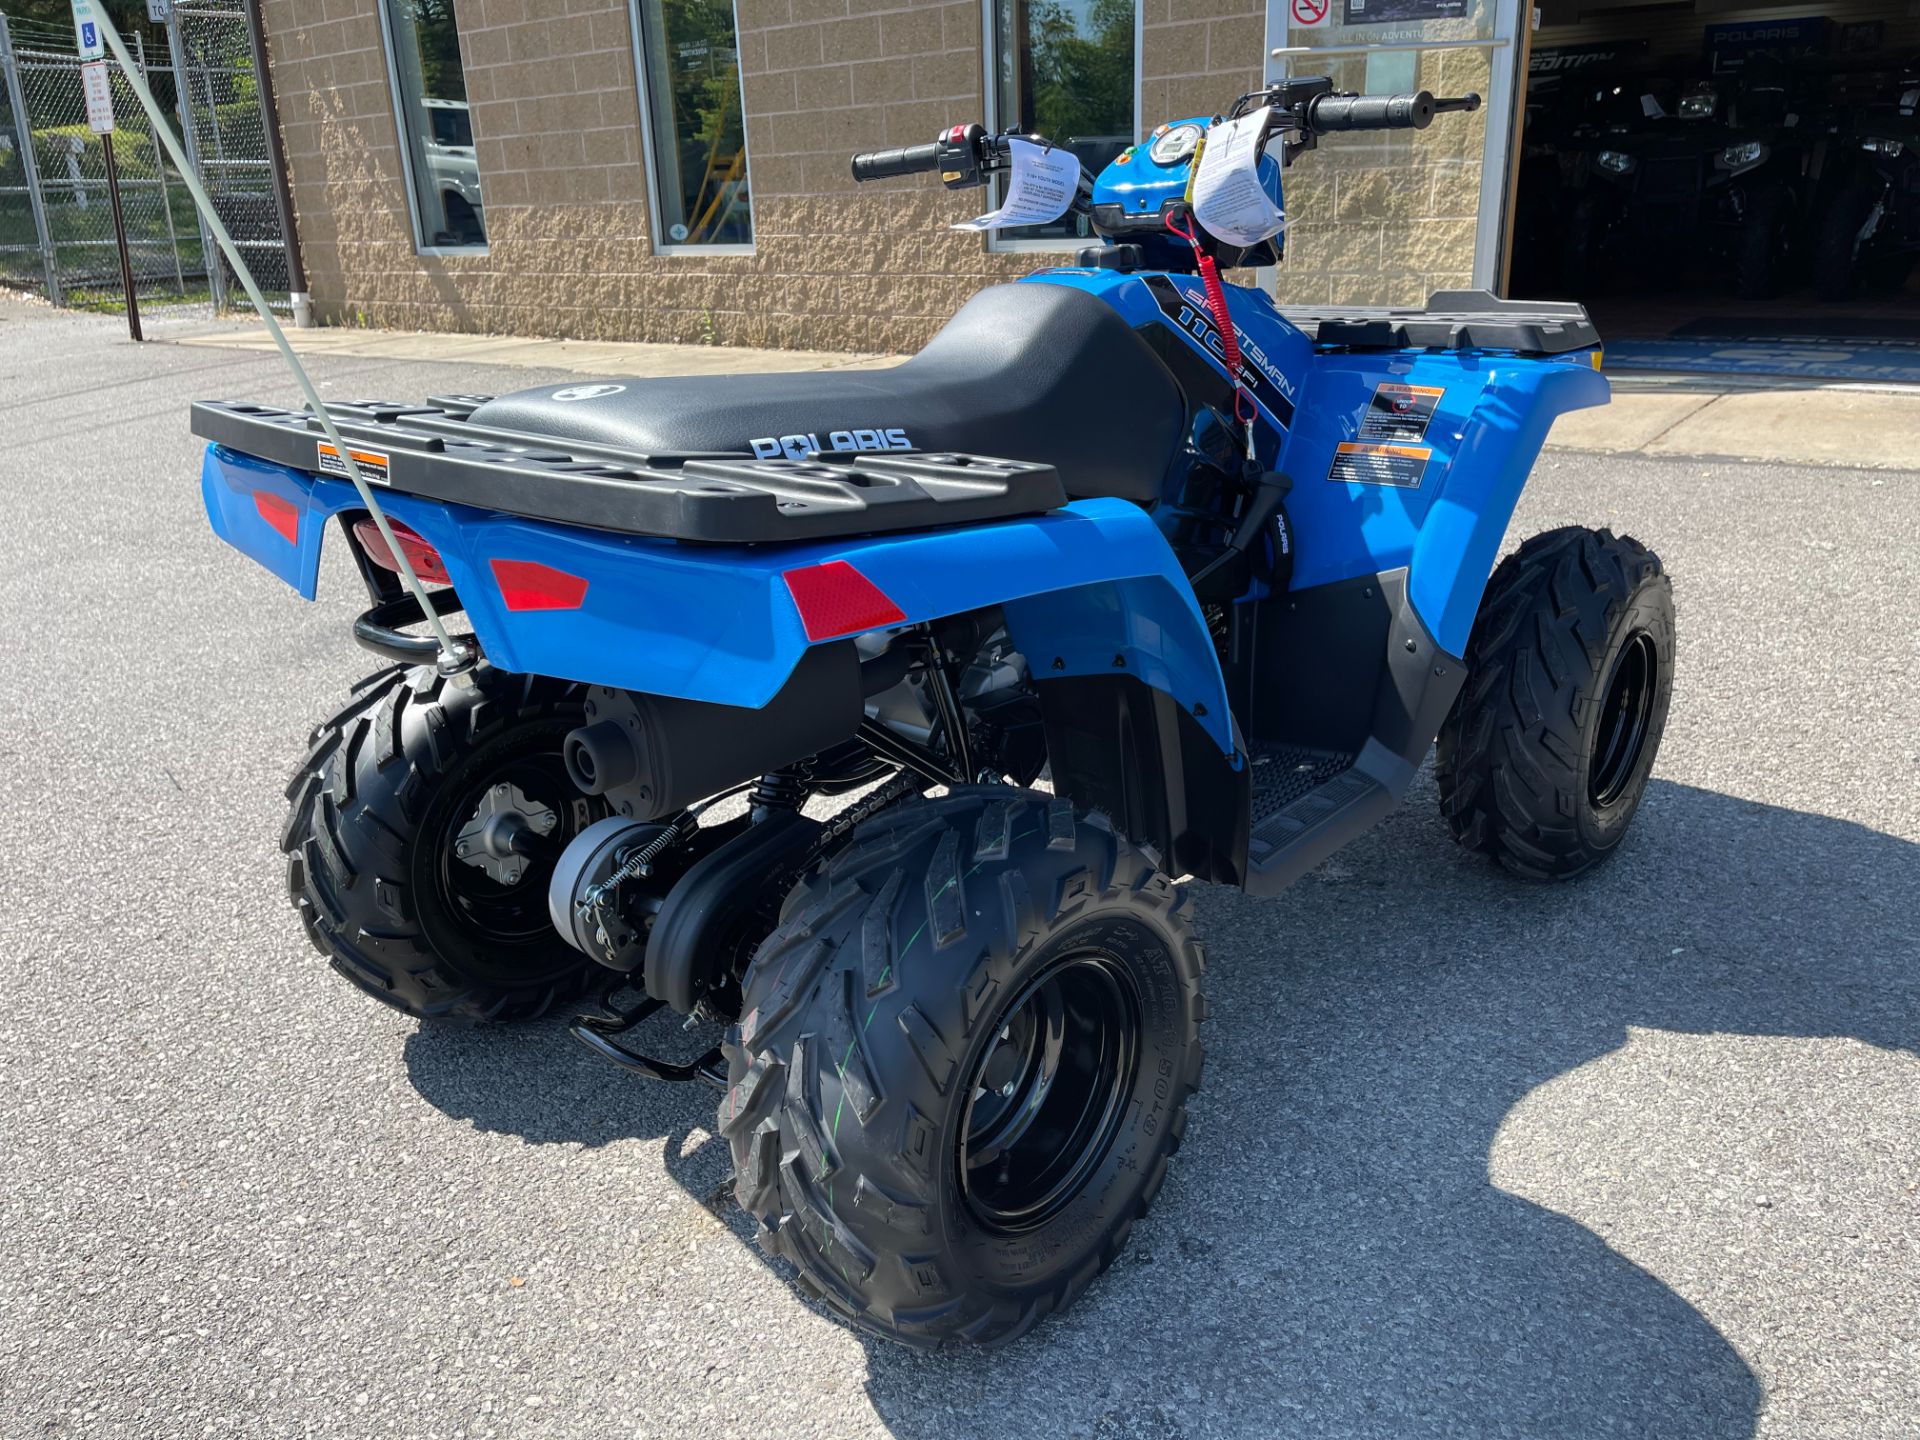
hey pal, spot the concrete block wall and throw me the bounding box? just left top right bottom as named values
left=1140, top=1, right=1482, bottom=306
left=1274, top=46, right=1488, bottom=306
left=261, top=0, right=1482, bottom=351
left=731, top=0, right=1047, bottom=352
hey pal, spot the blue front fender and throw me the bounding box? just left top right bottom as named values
left=201, top=445, right=1237, bottom=757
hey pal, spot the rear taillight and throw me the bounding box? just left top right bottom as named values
left=352, top=517, right=451, bottom=587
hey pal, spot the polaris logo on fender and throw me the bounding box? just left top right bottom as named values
left=750, top=428, right=912, bottom=461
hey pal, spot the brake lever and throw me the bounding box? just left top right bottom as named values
left=1433, top=93, right=1484, bottom=114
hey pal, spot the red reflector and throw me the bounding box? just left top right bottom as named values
left=782, top=560, right=906, bottom=641
left=253, top=491, right=300, bottom=545
left=351, top=517, right=451, bottom=587
left=491, top=558, right=588, bottom=612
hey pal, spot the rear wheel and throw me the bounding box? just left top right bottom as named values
left=719, top=788, right=1206, bottom=1348
left=442, top=192, right=484, bottom=246
left=1435, top=527, right=1674, bottom=881
left=284, top=664, right=607, bottom=1021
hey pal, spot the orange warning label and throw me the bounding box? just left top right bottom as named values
left=316, top=441, right=391, bottom=487
left=1326, top=441, right=1431, bottom=489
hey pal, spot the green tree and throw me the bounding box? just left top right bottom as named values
left=1026, top=0, right=1134, bottom=143
left=399, top=0, right=467, bottom=102
left=660, top=0, right=742, bottom=153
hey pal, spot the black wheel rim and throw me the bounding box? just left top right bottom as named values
left=1590, top=630, right=1659, bottom=807
left=958, top=952, right=1140, bottom=1232
left=430, top=752, right=584, bottom=963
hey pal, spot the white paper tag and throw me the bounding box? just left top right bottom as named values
left=1191, top=108, right=1286, bottom=249
left=951, top=139, right=1081, bottom=231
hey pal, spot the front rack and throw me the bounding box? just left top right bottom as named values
left=1283, top=290, right=1600, bottom=356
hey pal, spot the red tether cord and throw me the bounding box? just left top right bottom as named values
left=1168, top=213, right=1256, bottom=427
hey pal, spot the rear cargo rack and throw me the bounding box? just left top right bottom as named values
left=189, top=396, right=1067, bottom=545
left=1283, top=289, right=1599, bottom=356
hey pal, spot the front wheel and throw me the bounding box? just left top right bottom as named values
left=284, top=664, right=607, bottom=1021
left=1734, top=190, right=1792, bottom=301
left=719, top=789, right=1206, bottom=1348
left=1813, top=176, right=1880, bottom=301
left=1560, top=193, right=1613, bottom=296
left=1435, top=527, right=1675, bottom=881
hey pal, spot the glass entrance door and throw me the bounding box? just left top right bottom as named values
left=1260, top=0, right=1525, bottom=300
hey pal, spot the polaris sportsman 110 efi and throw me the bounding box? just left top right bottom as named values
left=194, top=77, right=1674, bottom=1348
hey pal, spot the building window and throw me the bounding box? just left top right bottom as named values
left=987, top=0, right=1138, bottom=245
left=379, top=0, right=486, bottom=252
left=631, top=0, right=754, bottom=250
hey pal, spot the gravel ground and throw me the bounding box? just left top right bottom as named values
left=0, top=299, right=1914, bottom=1440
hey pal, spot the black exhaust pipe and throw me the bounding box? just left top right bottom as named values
left=562, top=642, right=862, bottom=820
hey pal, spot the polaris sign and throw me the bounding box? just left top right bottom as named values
left=750, top=427, right=913, bottom=461
left=1704, top=17, right=1827, bottom=72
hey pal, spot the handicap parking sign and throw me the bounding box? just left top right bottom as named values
left=72, top=1, right=105, bottom=60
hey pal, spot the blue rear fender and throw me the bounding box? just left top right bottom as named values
left=200, top=444, right=1238, bottom=759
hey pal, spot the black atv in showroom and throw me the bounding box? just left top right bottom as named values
left=1561, top=60, right=1810, bottom=300
left=1814, top=56, right=1920, bottom=301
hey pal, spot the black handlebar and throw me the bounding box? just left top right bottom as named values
left=847, top=88, right=1483, bottom=189
left=850, top=141, right=944, bottom=182
left=851, top=124, right=992, bottom=187
left=1304, top=89, right=1481, bottom=133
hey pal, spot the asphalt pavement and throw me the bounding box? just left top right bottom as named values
left=1, top=298, right=1915, bottom=1439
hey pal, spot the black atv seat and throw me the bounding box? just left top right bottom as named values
left=467, top=283, right=1186, bottom=507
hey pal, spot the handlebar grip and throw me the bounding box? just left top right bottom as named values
left=850, top=142, right=943, bottom=182
left=1307, top=91, right=1438, bottom=132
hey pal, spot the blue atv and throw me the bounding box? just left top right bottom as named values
left=194, top=76, right=1674, bottom=1348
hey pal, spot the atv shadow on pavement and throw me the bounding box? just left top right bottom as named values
left=400, top=1003, right=725, bottom=1152
left=401, top=777, right=1918, bottom=1439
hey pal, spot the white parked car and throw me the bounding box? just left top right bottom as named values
left=421, top=97, right=484, bottom=244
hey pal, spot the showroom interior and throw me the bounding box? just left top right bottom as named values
left=1509, top=1, right=1920, bottom=372
left=1274, top=0, right=1920, bottom=381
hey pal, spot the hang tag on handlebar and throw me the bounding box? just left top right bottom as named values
left=1192, top=107, right=1287, bottom=248
left=951, top=139, right=1080, bottom=231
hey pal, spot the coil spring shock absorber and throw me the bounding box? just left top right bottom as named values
left=749, top=768, right=807, bottom=818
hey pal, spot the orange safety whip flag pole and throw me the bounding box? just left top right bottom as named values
left=80, top=2, right=466, bottom=667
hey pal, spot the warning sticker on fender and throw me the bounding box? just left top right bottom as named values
left=1359, top=382, right=1443, bottom=442
left=317, top=441, right=391, bottom=487
left=1327, top=441, right=1431, bottom=488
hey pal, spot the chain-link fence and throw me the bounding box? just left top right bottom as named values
left=170, top=0, right=289, bottom=306
left=0, top=2, right=290, bottom=315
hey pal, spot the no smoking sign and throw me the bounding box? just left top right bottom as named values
left=1291, top=0, right=1331, bottom=27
